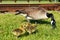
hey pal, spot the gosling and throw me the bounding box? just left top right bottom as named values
left=12, top=25, right=25, bottom=37
left=25, top=23, right=37, bottom=34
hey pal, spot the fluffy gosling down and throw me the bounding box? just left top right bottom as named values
left=25, top=23, right=37, bottom=34
left=12, top=25, right=26, bottom=37
left=12, top=23, right=37, bottom=37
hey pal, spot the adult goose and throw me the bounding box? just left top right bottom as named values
left=15, top=7, right=56, bottom=29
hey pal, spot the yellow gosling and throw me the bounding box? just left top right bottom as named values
left=12, top=25, right=25, bottom=37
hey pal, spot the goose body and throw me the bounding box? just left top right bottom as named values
left=19, top=7, right=48, bottom=20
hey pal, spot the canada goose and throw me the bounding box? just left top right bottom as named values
left=15, top=7, right=56, bottom=29
left=12, top=25, right=26, bottom=37
left=25, top=23, right=37, bottom=34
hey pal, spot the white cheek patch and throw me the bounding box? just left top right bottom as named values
left=51, top=20, right=53, bottom=25
left=20, top=13, right=27, bottom=16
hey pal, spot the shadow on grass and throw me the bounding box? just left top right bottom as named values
left=17, top=20, right=51, bottom=38
left=18, top=30, right=38, bottom=38
left=23, top=20, right=50, bottom=24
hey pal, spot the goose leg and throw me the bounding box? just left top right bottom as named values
left=26, top=16, right=33, bottom=23
left=46, top=13, right=56, bottom=29
left=27, top=19, right=30, bottom=23
left=35, top=22, right=37, bottom=24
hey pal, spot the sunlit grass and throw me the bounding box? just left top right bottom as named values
left=0, top=11, right=60, bottom=40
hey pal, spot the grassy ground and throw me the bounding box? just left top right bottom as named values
left=0, top=1, right=60, bottom=4
left=0, top=11, right=60, bottom=40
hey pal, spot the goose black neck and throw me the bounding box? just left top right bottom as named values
left=46, top=13, right=56, bottom=29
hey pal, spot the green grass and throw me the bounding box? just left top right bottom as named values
left=0, top=1, right=60, bottom=4
left=0, top=11, right=60, bottom=40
